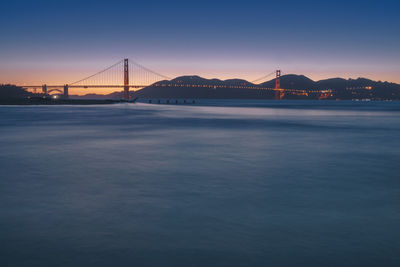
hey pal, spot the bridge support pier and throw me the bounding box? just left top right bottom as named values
left=64, top=84, right=69, bottom=99
left=42, top=84, right=47, bottom=96
left=275, top=90, right=285, bottom=100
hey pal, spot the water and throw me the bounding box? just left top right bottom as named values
left=0, top=100, right=399, bottom=266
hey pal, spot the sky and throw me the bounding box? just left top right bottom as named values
left=1, top=0, right=399, bottom=94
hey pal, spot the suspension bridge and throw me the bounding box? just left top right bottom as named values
left=20, top=58, right=330, bottom=101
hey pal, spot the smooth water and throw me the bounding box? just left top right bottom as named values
left=0, top=100, right=399, bottom=266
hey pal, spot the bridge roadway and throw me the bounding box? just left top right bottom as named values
left=22, top=84, right=326, bottom=94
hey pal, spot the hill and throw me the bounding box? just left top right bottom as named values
left=132, top=75, right=274, bottom=99
left=0, top=84, right=33, bottom=99
left=132, top=75, right=400, bottom=100
left=260, top=74, right=317, bottom=90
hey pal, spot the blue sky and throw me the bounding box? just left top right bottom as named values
left=1, top=0, right=399, bottom=88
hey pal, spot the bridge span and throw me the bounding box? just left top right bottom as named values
left=20, top=58, right=330, bottom=100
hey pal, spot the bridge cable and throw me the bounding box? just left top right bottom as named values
left=128, top=58, right=171, bottom=80
left=69, top=60, right=124, bottom=85
left=251, top=71, right=276, bottom=84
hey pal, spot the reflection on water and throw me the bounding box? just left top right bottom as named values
left=0, top=100, right=399, bottom=266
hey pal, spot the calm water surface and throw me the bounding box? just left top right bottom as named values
left=0, top=100, right=399, bottom=266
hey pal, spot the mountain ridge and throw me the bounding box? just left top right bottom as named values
left=130, top=74, right=400, bottom=100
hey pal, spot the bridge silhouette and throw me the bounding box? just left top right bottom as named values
left=21, top=58, right=329, bottom=100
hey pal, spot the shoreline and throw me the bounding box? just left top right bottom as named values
left=0, top=98, right=397, bottom=106
left=0, top=98, right=128, bottom=105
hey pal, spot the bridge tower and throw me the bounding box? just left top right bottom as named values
left=275, top=70, right=284, bottom=100
left=63, top=84, right=69, bottom=99
left=275, top=70, right=281, bottom=89
left=124, top=58, right=129, bottom=100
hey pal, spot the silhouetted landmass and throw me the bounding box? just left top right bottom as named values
left=132, top=75, right=400, bottom=100
left=315, top=77, right=400, bottom=99
left=260, top=74, right=317, bottom=90
left=70, top=92, right=124, bottom=100
left=0, top=84, right=34, bottom=99
left=131, top=76, right=276, bottom=99
left=2, top=74, right=400, bottom=104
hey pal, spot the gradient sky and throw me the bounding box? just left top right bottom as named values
left=1, top=0, right=399, bottom=94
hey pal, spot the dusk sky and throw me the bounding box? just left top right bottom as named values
left=1, top=0, right=399, bottom=93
